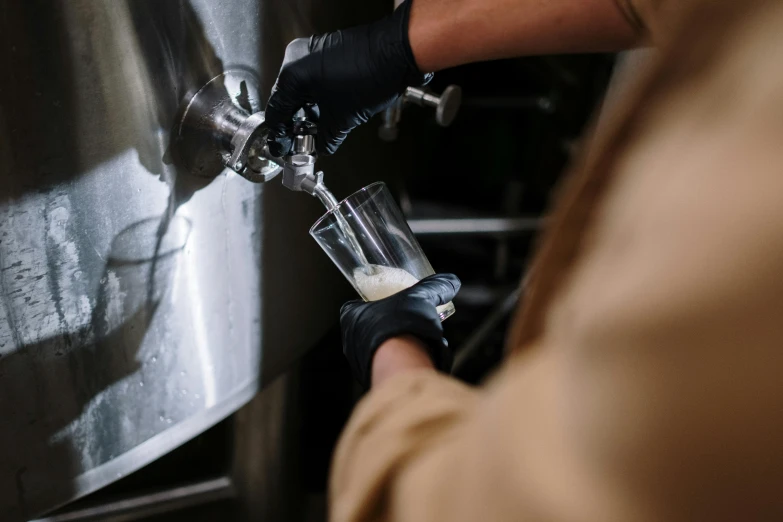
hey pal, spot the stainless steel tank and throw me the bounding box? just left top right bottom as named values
left=0, top=1, right=268, bottom=519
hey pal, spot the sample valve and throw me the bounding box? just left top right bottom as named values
left=177, top=71, right=326, bottom=199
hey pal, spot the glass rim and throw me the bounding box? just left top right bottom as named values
left=309, top=181, right=388, bottom=235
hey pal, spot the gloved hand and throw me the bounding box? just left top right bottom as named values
left=265, top=0, right=431, bottom=157
left=340, top=273, right=461, bottom=388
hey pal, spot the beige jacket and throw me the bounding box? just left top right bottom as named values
left=330, top=1, right=783, bottom=520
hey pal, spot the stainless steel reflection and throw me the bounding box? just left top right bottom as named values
left=30, top=477, right=234, bottom=522
left=407, top=217, right=543, bottom=236
left=0, top=1, right=265, bottom=519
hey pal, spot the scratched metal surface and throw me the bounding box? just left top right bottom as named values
left=0, top=1, right=265, bottom=519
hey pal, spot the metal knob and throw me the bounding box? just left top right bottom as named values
left=378, top=85, right=462, bottom=142
left=405, top=85, right=462, bottom=127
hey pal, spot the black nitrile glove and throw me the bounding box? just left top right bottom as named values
left=340, top=273, right=461, bottom=388
left=265, top=0, right=431, bottom=157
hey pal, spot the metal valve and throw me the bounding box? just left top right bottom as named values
left=281, top=115, right=320, bottom=193
left=291, top=118, right=317, bottom=155
left=177, top=71, right=283, bottom=183
left=379, top=85, right=462, bottom=142
left=177, top=71, right=327, bottom=198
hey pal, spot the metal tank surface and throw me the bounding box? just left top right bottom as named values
left=0, top=1, right=268, bottom=519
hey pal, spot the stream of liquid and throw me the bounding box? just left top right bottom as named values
left=312, top=183, right=339, bottom=210
left=312, top=183, right=373, bottom=271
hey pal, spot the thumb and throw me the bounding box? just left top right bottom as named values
left=265, top=86, right=300, bottom=156
left=405, top=274, right=461, bottom=307
left=265, top=38, right=313, bottom=155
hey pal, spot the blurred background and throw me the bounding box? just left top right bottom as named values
left=0, top=1, right=614, bottom=521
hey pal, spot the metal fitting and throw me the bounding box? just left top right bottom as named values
left=293, top=134, right=315, bottom=156
left=282, top=154, right=316, bottom=192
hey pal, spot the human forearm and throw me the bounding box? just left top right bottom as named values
left=409, top=0, right=640, bottom=72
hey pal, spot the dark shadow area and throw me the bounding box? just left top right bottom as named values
left=296, top=324, right=354, bottom=494
left=0, top=1, right=83, bottom=203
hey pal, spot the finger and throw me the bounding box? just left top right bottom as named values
left=303, top=103, right=320, bottom=123
left=267, top=134, right=292, bottom=157
left=316, top=117, right=350, bottom=156
left=268, top=95, right=317, bottom=158
left=407, top=274, right=461, bottom=307
left=265, top=86, right=304, bottom=156
left=265, top=86, right=302, bottom=134
left=308, top=33, right=328, bottom=53
left=264, top=38, right=313, bottom=141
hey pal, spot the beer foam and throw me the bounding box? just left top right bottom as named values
left=353, top=265, right=419, bottom=301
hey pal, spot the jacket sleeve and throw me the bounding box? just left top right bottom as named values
left=328, top=370, right=480, bottom=522
left=329, top=354, right=630, bottom=522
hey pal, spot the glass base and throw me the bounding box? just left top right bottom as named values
left=436, top=301, right=456, bottom=322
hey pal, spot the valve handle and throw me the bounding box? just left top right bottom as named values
left=405, top=85, right=462, bottom=127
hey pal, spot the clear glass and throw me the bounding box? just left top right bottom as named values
left=310, top=182, right=455, bottom=321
